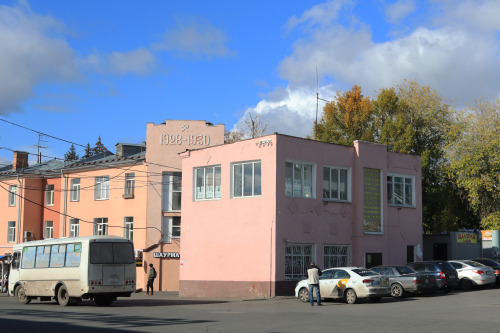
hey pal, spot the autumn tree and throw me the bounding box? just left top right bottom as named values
left=83, top=143, right=93, bottom=158
left=64, top=144, right=79, bottom=161
left=93, top=136, right=108, bottom=154
left=315, top=85, right=374, bottom=145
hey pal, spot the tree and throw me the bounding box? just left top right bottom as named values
left=93, top=136, right=108, bottom=154
left=446, top=99, right=500, bottom=229
left=225, top=111, right=270, bottom=143
left=224, top=130, right=244, bottom=143
left=83, top=143, right=93, bottom=158
left=314, top=85, right=374, bottom=145
left=64, top=144, right=79, bottom=161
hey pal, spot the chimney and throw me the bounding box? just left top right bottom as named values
left=115, top=143, right=146, bottom=158
left=13, top=151, right=29, bottom=171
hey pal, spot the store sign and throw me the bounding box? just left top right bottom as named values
left=457, top=233, right=477, bottom=243
left=482, top=230, right=492, bottom=241
left=153, top=252, right=180, bottom=259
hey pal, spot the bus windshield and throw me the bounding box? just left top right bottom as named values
left=90, top=242, right=134, bottom=264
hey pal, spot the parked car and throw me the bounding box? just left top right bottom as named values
left=471, top=258, right=500, bottom=286
left=448, top=260, right=496, bottom=290
left=406, top=261, right=460, bottom=292
left=371, top=265, right=438, bottom=298
left=295, top=267, right=390, bottom=304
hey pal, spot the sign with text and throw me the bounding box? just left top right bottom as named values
left=153, top=252, right=180, bottom=259
left=457, top=233, right=477, bottom=243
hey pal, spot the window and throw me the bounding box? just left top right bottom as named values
left=285, top=244, right=314, bottom=280
left=93, top=218, right=108, bottom=235
left=323, top=166, right=350, bottom=201
left=232, top=161, right=261, bottom=197
left=45, top=184, right=54, bottom=206
left=387, top=174, right=414, bottom=207
left=35, top=246, right=50, bottom=268
left=50, top=244, right=66, bottom=267
left=90, top=242, right=134, bottom=264
left=44, top=221, right=53, bottom=239
left=194, top=165, right=221, bottom=200
left=94, top=176, right=109, bottom=200
left=70, top=178, right=80, bottom=202
left=124, top=173, right=135, bottom=197
left=69, top=219, right=79, bottom=237
left=162, top=172, right=182, bottom=211
left=7, top=221, right=16, bottom=243
left=323, top=245, right=351, bottom=269
left=285, top=162, right=315, bottom=198
left=161, top=216, right=181, bottom=243
left=124, top=216, right=133, bottom=240
left=8, top=185, right=17, bottom=206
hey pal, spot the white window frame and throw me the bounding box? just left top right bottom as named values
left=323, top=245, right=351, bottom=269
left=46, top=184, right=54, bottom=206
left=124, top=173, right=135, bottom=196
left=44, top=221, right=53, bottom=239
left=69, top=218, right=79, bottom=237
left=94, top=176, right=110, bottom=201
left=7, top=221, right=16, bottom=243
left=8, top=185, right=17, bottom=206
left=124, top=216, right=133, bottom=240
left=194, top=165, right=221, bottom=200
left=162, top=172, right=182, bottom=211
left=93, top=217, right=108, bottom=235
left=285, top=161, right=316, bottom=199
left=70, top=178, right=80, bottom=202
left=387, top=174, right=415, bottom=207
left=161, top=216, right=181, bottom=243
left=323, top=166, right=351, bottom=202
left=285, top=243, right=314, bottom=281
left=232, top=160, right=262, bottom=198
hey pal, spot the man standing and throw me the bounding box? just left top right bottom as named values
left=146, top=263, right=157, bottom=296
left=307, top=262, right=322, bottom=306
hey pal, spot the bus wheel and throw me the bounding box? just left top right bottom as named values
left=94, top=296, right=114, bottom=306
left=57, top=286, right=71, bottom=307
left=15, top=285, right=31, bottom=304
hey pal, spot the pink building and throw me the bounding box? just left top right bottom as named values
left=179, top=134, right=423, bottom=298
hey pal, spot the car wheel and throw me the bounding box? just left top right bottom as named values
left=460, top=278, right=473, bottom=291
left=15, top=285, right=31, bottom=304
left=344, top=289, right=357, bottom=304
left=57, top=286, right=71, bottom=307
left=298, top=288, right=309, bottom=302
left=390, top=283, right=404, bottom=298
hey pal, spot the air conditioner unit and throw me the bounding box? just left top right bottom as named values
left=24, top=231, right=33, bottom=241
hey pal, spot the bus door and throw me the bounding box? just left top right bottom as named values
left=8, top=251, right=21, bottom=294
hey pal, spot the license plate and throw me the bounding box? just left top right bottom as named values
left=381, top=280, right=388, bottom=286
left=372, top=281, right=380, bottom=286
left=449, top=275, right=455, bottom=279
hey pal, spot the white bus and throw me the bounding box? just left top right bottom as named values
left=9, top=235, right=136, bottom=306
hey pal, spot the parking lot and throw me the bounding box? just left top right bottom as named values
left=2, top=287, right=500, bottom=332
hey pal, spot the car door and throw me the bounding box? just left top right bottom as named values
left=321, top=269, right=350, bottom=299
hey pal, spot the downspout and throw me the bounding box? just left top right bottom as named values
left=16, top=175, right=22, bottom=244
left=61, top=170, right=68, bottom=237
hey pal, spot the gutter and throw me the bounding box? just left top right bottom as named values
left=16, top=175, right=22, bottom=244
left=61, top=170, right=68, bottom=237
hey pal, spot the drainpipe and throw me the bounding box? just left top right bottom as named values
left=16, top=175, right=22, bottom=244
left=61, top=170, right=68, bottom=237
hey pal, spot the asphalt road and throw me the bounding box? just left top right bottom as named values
left=1, top=288, right=500, bottom=332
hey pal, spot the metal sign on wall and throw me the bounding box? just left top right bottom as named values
left=153, top=252, right=180, bottom=259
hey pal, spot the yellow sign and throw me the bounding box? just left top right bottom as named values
left=482, top=230, right=492, bottom=241
left=457, top=233, right=477, bottom=243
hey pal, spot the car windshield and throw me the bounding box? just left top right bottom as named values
left=436, top=262, right=455, bottom=270
left=352, top=268, right=378, bottom=276
left=396, top=266, right=416, bottom=275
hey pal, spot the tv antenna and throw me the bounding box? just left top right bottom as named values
left=315, top=67, right=329, bottom=139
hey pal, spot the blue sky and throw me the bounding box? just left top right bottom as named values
left=1, top=0, right=500, bottom=165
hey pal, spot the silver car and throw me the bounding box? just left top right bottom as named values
left=371, top=265, right=437, bottom=298
left=448, top=260, right=496, bottom=290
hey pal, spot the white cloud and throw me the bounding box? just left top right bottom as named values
left=385, top=0, right=417, bottom=23
left=285, top=0, right=352, bottom=32
left=0, top=156, right=11, bottom=166
left=108, top=48, right=156, bottom=75
left=152, top=17, right=236, bottom=59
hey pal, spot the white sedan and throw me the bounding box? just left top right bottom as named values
left=295, top=267, right=390, bottom=304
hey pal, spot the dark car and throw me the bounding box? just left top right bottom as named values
left=371, top=265, right=438, bottom=298
left=407, top=261, right=460, bottom=292
left=471, top=258, right=500, bottom=286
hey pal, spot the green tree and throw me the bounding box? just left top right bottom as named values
left=64, top=144, right=79, bottom=161
left=93, top=136, right=108, bottom=154
left=315, top=85, right=374, bottom=145
left=83, top=143, right=93, bottom=158
left=447, top=99, right=500, bottom=229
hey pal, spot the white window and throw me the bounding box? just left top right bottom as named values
left=8, top=185, right=17, bottom=206
left=94, top=176, right=109, bottom=200
left=7, top=221, right=16, bottom=243
left=44, top=221, right=53, bottom=239
left=162, top=172, right=182, bottom=211
left=124, top=173, right=135, bottom=196
left=232, top=161, right=261, bottom=197
left=93, top=218, right=108, bottom=235
left=46, top=184, right=54, bottom=206
left=285, top=162, right=315, bottom=198
left=387, top=174, right=415, bottom=207
left=285, top=244, right=314, bottom=280
left=161, top=216, right=181, bottom=243
left=69, top=218, right=79, bottom=237
left=124, top=216, right=133, bottom=240
left=70, top=178, right=80, bottom=202
left=194, top=165, right=221, bottom=200
left=323, top=245, right=351, bottom=269
left=323, top=166, right=350, bottom=201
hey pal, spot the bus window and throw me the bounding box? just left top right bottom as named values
left=50, top=244, right=66, bottom=268
left=90, top=242, right=134, bottom=264
left=21, top=246, right=36, bottom=269
left=65, top=243, right=82, bottom=267
left=35, top=246, right=51, bottom=268
left=11, top=252, right=20, bottom=269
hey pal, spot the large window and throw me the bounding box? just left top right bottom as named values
left=7, top=221, right=16, bottom=243
left=387, top=174, right=415, bottom=207
left=69, top=219, right=79, bottom=237
left=124, top=216, right=133, bottom=240
left=95, top=176, right=110, bottom=200
left=124, top=173, right=135, bottom=197
left=70, top=178, right=80, bottom=202
left=21, top=243, right=82, bottom=269
left=324, top=245, right=351, bottom=269
left=93, top=218, right=108, bottom=235
left=194, top=165, right=221, bottom=200
left=285, top=162, right=314, bottom=198
left=45, top=184, right=54, bottom=206
left=323, top=166, right=350, bottom=201
left=162, top=216, right=181, bottom=243
left=162, top=172, right=182, bottom=211
left=232, top=161, right=261, bottom=197
left=8, top=185, right=17, bottom=206
left=44, top=221, right=53, bottom=239
left=285, top=244, right=314, bottom=280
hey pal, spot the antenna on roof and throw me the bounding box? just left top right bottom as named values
left=315, top=67, right=330, bottom=140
